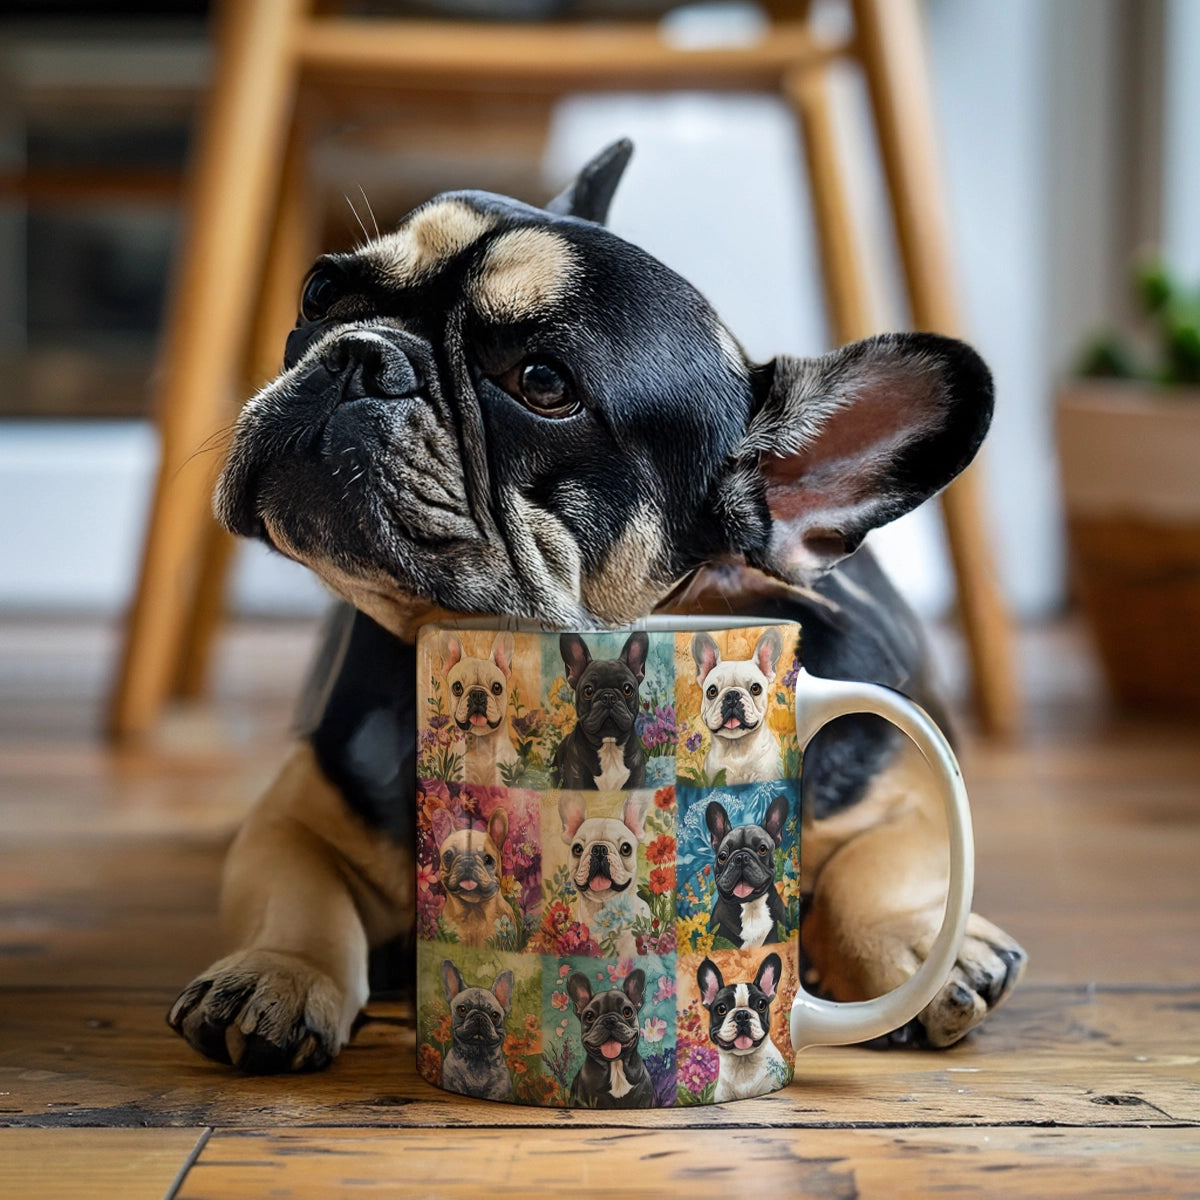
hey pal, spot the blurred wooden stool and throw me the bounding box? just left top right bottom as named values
left=108, top=0, right=1021, bottom=740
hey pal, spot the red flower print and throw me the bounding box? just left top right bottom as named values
left=654, top=786, right=674, bottom=810
left=646, top=834, right=675, bottom=865
left=648, top=865, right=675, bottom=895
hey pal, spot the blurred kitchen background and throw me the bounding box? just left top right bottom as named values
left=0, top=0, right=1194, bottom=718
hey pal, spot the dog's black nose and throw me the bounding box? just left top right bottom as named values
left=323, top=330, right=420, bottom=401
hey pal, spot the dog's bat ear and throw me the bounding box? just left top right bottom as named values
left=490, top=631, right=515, bottom=678
left=492, top=969, right=515, bottom=1015
left=621, top=790, right=651, bottom=841
left=691, top=631, right=720, bottom=685
left=560, top=633, right=592, bottom=688
left=705, top=800, right=732, bottom=853
left=754, top=626, right=783, bottom=681
left=487, top=804, right=509, bottom=851
left=440, top=631, right=464, bottom=671
left=430, top=808, right=455, bottom=847
left=697, top=957, right=724, bottom=1008
left=441, top=958, right=466, bottom=1003
left=762, top=794, right=789, bottom=844
left=719, top=332, right=993, bottom=579
left=559, top=792, right=588, bottom=843
left=755, top=952, right=782, bottom=1001
left=545, top=138, right=633, bottom=225
left=623, top=968, right=647, bottom=1008
left=567, top=971, right=594, bottom=1014
left=620, top=630, right=649, bottom=682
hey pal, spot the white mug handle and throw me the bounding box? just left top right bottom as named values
left=789, top=667, right=975, bottom=1051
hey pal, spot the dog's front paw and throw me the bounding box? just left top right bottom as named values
left=908, top=913, right=1027, bottom=1048
left=168, top=949, right=354, bottom=1072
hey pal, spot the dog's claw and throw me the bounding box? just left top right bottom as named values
left=167, top=949, right=351, bottom=1073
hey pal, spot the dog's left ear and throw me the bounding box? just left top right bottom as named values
left=545, top=138, right=633, bottom=225
left=720, top=332, right=993, bottom=579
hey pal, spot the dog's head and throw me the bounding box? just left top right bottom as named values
left=559, top=630, right=648, bottom=746
left=559, top=790, right=650, bottom=898
left=706, top=795, right=788, bottom=904
left=216, top=139, right=993, bottom=636
left=431, top=807, right=508, bottom=908
left=693, top=626, right=782, bottom=741
left=441, top=959, right=513, bottom=1051
left=441, top=630, right=513, bottom=736
left=698, top=953, right=781, bottom=1056
left=567, top=968, right=646, bottom=1064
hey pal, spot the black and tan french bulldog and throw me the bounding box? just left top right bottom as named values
left=168, top=139, right=1025, bottom=1074
left=431, top=806, right=518, bottom=948
left=707, top=796, right=789, bottom=948
left=692, top=627, right=784, bottom=784
left=553, top=631, right=648, bottom=790
left=566, top=968, right=654, bottom=1108
left=440, top=959, right=514, bottom=1101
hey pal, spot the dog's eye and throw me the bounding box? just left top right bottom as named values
left=483, top=854, right=495, bottom=868
left=715, top=1003, right=728, bottom=1016
left=622, top=1006, right=633, bottom=1018
left=622, top=682, right=633, bottom=697
left=757, top=844, right=768, bottom=856
left=583, top=684, right=595, bottom=699
left=706, top=685, right=718, bottom=700
left=491, top=681, right=503, bottom=696
left=299, top=264, right=343, bottom=322
left=756, top=999, right=768, bottom=1011
left=717, top=850, right=729, bottom=864
left=495, top=357, right=576, bottom=417
left=491, top=1012, right=503, bottom=1025
left=451, top=681, right=463, bottom=697
left=750, top=682, right=762, bottom=696
left=583, top=1011, right=595, bottom=1023
left=572, top=843, right=584, bottom=858
left=620, top=842, right=633, bottom=858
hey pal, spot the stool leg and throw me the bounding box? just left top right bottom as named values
left=786, top=63, right=874, bottom=343
left=172, top=124, right=317, bottom=701
left=851, top=0, right=1021, bottom=737
left=107, top=0, right=307, bottom=739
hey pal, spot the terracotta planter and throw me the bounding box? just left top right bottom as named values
left=1057, top=380, right=1200, bottom=709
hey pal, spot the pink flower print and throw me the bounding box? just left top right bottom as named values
left=606, top=958, right=633, bottom=984
left=642, top=1016, right=667, bottom=1043
left=416, top=863, right=438, bottom=891
left=552, top=990, right=570, bottom=1011
left=653, top=976, right=676, bottom=1004
left=558, top=963, right=571, bottom=977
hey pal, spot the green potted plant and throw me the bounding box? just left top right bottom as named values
left=1058, top=263, right=1200, bottom=709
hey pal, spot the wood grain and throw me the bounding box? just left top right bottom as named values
left=0, top=1128, right=206, bottom=1200
left=2, top=986, right=1197, bottom=1130
left=176, top=1127, right=1200, bottom=1200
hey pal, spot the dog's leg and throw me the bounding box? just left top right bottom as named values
left=801, top=740, right=1027, bottom=1047
left=169, top=744, right=412, bottom=1072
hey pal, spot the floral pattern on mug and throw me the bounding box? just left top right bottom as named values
left=541, top=953, right=677, bottom=1108
left=674, top=626, right=802, bottom=788
left=416, top=943, right=550, bottom=1105
left=674, top=779, right=802, bottom=955
left=417, top=781, right=541, bottom=949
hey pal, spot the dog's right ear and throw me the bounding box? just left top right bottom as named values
left=440, top=632, right=464, bottom=671
left=692, top=632, right=721, bottom=686
left=441, top=959, right=466, bottom=1004
left=545, top=138, right=633, bottom=225
left=559, top=792, right=588, bottom=843
left=567, top=971, right=595, bottom=1014
left=716, top=332, right=993, bottom=581
left=705, top=801, right=732, bottom=856
left=492, top=970, right=515, bottom=1015
left=697, top=957, right=724, bottom=1008
left=560, top=633, right=593, bottom=689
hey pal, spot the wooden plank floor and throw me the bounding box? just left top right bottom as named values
left=1, top=616, right=1198, bottom=1197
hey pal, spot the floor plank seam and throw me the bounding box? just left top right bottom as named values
left=163, top=1126, right=212, bottom=1200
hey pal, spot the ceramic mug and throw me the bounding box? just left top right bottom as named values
left=413, top=616, right=972, bottom=1107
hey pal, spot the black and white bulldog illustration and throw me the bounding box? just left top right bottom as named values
left=698, top=953, right=785, bottom=1102
left=706, top=796, right=789, bottom=948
